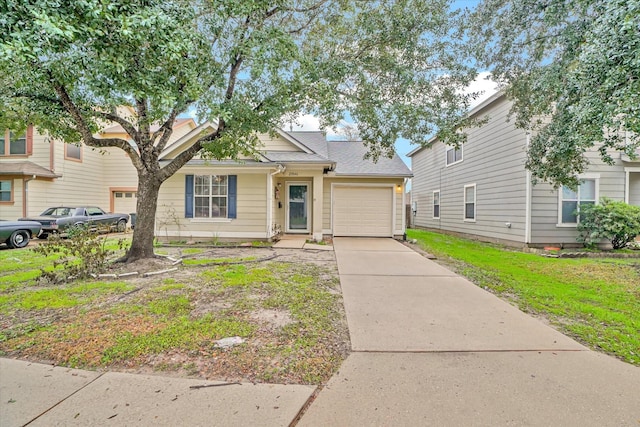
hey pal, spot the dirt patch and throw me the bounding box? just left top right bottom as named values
left=0, top=245, right=350, bottom=385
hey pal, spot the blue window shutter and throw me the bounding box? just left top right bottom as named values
left=185, top=175, right=194, bottom=218
left=228, top=175, right=237, bottom=219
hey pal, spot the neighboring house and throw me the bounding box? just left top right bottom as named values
left=156, top=126, right=412, bottom=241
left=0, top=117, right=196, bottom=220
left=408, top=92, right=639, bottom=248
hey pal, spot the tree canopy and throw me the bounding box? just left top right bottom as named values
left=0, top=0, right=476, bottom=260
left=469, top=0, right=640, bottom=188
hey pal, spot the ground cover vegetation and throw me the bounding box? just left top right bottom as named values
left=407, top=229, right=640, bottom=365
left=0, top=241, right=349, bottom=384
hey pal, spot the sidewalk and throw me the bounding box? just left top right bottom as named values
left=2, top=238, right=639, bottom=426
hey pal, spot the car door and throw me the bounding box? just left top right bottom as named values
left=86, top=207, right=109, bottom=228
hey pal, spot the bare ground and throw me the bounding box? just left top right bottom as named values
left=0, top=245, right=350, bottom=385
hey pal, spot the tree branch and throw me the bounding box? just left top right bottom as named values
left=158, top=127, right=220, bottom=182
left=50, top=79, right=143, bottom=169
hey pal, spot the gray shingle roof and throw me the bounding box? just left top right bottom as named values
left=327, top=141, right=412, bottom=177
left=263, top=151, right=331, bottom=163
left=287, top=131, right=329, bottom=159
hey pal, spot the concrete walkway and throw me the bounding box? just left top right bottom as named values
left=2, top=237, right=639, bottom=426
left=298, top=238, right=640, bottom=426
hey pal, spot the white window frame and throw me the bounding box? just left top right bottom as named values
left=445, top=144, right=463, bottom=167
left=432, top=190, right=440, bottom=219
left=194, top=175, right=229, bottom=219
left=463, top=183, right=476, bottom=222
left=557, top=174, right=599, bottom=227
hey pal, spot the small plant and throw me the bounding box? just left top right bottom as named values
left=577, top=198, right=640, bottom=249
left=31, top=226, right=127, bottom=283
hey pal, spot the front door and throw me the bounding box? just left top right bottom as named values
left=286, top=183, right=309, bottom=233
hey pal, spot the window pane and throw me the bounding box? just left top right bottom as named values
left=0, top=140, right=4, bottom=155
left=434, top=205, right=440, bottom=218
left=195, top=175, right=210, bottom=196
left=212, top=197, right=227, bottom=218
left=0, top=180, right=10, bottom=201
left=9, top=131, right=26, bottom=155
left=446, top=149, right=453, bottom=164
left=433, top=192, right=440, bottom=205
left=465, top=203, right=475, bottom=219
left=562, top=186, right=577, bottom=200
left=66, top=143, right=81, bottom=159
left=580, top=179, right=596, bottom=201
left=465, top=187, right=475, bottom=203
left=0, top=181, right=10, bottom=191
left=194, top=197, right=209, bottom=217
left=562, top=201, right=578, bottom=223
left=454, top=147, right=462, bottom=162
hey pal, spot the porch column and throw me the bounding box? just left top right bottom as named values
left=312, top=172, right=323, bottom=241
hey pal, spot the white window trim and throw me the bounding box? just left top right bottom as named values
left=194, top=174, right=229, bottom=219
left=445, top=144, right=463, bottom=167
left=432, top=189, right=440, bottom=219
left=556, top=174, right=600, bottom=228
left=463, top=183, right=476, bottom=222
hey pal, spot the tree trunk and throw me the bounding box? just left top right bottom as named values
left=126, top=172, right=162, bottom=262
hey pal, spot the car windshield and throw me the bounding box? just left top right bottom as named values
left=41, top=207, right=74, bottom=217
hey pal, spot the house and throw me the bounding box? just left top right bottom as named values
left=1, top=117, right=411, bottom=242
left=156, top=125, right=412, bottom=242
left=407, top=92, right=640, bottom=248
left=0, top=118, right=197, bottom=220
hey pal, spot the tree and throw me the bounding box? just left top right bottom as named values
left=468, top=0, right=640, bottom=188
left=0, top=0, right=476, bottom=261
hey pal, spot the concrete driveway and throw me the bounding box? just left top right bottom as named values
left=299, top=238, right=640, bottom=426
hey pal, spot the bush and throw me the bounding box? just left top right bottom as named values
left=577, top=198, right=640, bottom=249
left=32, top=225, right=127, bottom=283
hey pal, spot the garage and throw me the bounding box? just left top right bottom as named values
left=112, top=190, right=137, bottom=215
left=332, top=186, right=394, bottom=237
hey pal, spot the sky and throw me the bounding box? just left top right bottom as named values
left=287, top=0, right=493, bottom=170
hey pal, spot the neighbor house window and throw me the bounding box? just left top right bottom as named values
left=445, top=145, right=463, bottom=166
left=0, top=180, right=12, bottom=202
left=65, top=143, right=82, bottom=161
left=464, top=184, right=476, bottom=221
left=1, top=130, right=27, bottom=156
left=194, top=175, right=228, bottom=218
left=560, top=179, right=597, bottom=224
left=433, top=190, right=440, bottom=219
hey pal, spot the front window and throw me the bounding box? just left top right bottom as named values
left=464, top=184, right=476, bottom=221
left=560, top=179, right=597, bottom=224
left=1, top=130, right=27, bottom=156
left=446, top=145, right=463, bottom=166
left=0, top=180, right=12, bottom=202
left=433, top=190, right=440, bottom=219
left=194, top=175, right=228, bottom=218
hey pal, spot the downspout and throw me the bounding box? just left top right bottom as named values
left=525, top=133, right=532, bottom=245
left=267, top=165, right=286, bottom=239
left=402, top=177, right=408, bottom=236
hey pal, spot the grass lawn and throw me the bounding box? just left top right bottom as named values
left=0, top=239, right=349, bottom=384
left=407, top=229, right=640, bottom=366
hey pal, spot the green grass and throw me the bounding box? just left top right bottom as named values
left=102, top=315, right=255, bottom=363
left=182, top=256, right=256, bottom=266
left=408, top=229, right=640, bottom=365
left=0, top=281, right=134, bottom=313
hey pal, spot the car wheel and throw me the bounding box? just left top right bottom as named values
left=116, top=219, right=127, bottom=233
left=8, top=230, right=30, bottom=249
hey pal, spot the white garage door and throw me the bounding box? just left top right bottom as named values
left=113, top=191, right=137, bottom=215
left=333, top=186, right=394, bottom=237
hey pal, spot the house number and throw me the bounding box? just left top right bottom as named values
left=288, top=172, right=298, bottom=176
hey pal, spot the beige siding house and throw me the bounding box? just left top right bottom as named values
left=0, top=119, right=197, bottom=222
left=157, top=126, right=411, bottom=242
left=2, top=119, right=411, bottom=242
left=408, top=92, right=639, bottom=248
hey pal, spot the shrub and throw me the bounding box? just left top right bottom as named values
left=577, top=198, right=640, bottom=249
left=32, top=225, right=127, bottom=283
